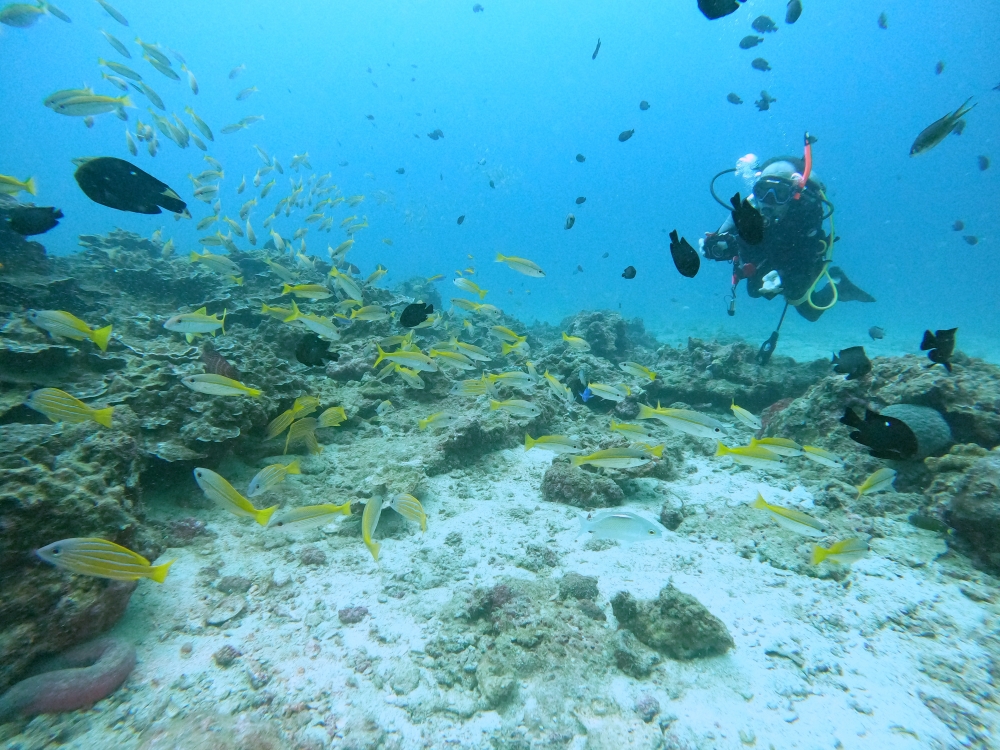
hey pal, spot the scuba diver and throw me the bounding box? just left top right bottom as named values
left=670, top=134, right=874, bottom=361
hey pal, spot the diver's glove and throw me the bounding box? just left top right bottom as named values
left=761, top=270, right=783, bottom=296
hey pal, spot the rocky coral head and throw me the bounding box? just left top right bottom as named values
left=467, top=582, right=517, bottom=627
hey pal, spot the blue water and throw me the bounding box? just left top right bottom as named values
left=2, top=0, right=998, bottom=358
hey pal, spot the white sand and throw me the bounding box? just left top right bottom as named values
left=3, top=437, right=997, bottom=749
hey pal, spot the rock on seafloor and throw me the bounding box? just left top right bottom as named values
left=611, top=585, right=735, bottom=660
left=541, top=461, right=624, bottom=507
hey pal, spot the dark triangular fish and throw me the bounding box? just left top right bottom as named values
left=831, top=345, right=871, bottom=380
left=5, top=206, right=63, bottom=236
left=669, top=230, right=700, bottom=278
left=295, top=334, right=337, bottom=367
left=730, top=192, right=764, bottom=245
left=400, top=302, right=433, bottom=328
left=785, top=0, right=802, bottom=24
left=841, top=407, right=919, bottom=461
left=920, top=328, right=957, bottom=372
left=73, top=157, right=187, bottom=215
left=698, top=0, right=745, bottom=20
left=202, top=346, right=239, bottom=380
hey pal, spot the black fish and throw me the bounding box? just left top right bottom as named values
left=729, top=192, right=764, bottom=245
left=601, top=251, right=609, bottom=258
left=669, top=230, right=700, bottom=278
left=473, top=3, right=483, bottom=12
left=841, top=407, right=919, bottom=461
left=868, top=326, right=885, bottom=340
left=785, top=0, right=802, bottom=24
left=622, top=266, right=636, bottom=279
left=618, top=129, right=634, bottom=142
left=755, top=91, right=776, bottom=110
left=73, top=157, right=187, bottom=215
left=565, top=214, right=575, bottom=230
left=963, top=235, right=979, bottom=246
left=575, top=196, right=586, bottom=204
left=751, top=57, right=771, bottom=72
left=400, top=302, right=433, bottom=328
left=575, top=265, right=584, bottom=274
left=921, top=328, right=957, bottom=371
left=739, top=35, right=763, bottom=49
left=4, top=206, right=63, bottom=236
left=979, top=155, right=990, bottom=171
left=489, top=179, right=495, bottom=188
left=935, top=61, right=945, bottom=75
left=877, top=11, right=887, bottom=29
left=698, top=0, right=745, bottom=20
left=575, top=153, right=586, bottom=162
left=727, top=93, right=743, bottom=105
left=953, top=220, right=964, bottom=231
left=752, top=15, right=777, bottom=32
left=457, top=214, right=465, bottom=225
left=396, top=167, right=405, bottom=174
left=639, top=100, right=650, bottom=110
left=296, top=334, right=337, bottom=367
left=831, top=345, right=871, bottom=380
left=591, top=38, right=601, bottom=60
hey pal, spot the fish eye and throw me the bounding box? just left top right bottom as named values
left=52, top=547, right=61, bottom=554
left=648, top=530, right=655, bottom=534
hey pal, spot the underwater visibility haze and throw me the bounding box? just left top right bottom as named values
left=1, top=0, right=1000, bottom=748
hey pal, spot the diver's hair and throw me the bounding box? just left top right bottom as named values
left=758, top=155, right=826, bottom=192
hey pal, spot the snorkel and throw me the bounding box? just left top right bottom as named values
left=793, top=132, right=813, bottom=199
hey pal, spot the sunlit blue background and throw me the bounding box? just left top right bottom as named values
left=1, top=0, right=997, bottom=360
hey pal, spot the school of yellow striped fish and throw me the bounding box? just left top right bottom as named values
left=5, top=0, right=883, bottom=586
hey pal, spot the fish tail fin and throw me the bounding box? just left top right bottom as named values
left=148, top=558, right=176, bottom=583
left=751, top=493, right=768, bottom=510
left=494, top=253, right=505, bottom=262
left=189, top=251, right=200, bottom=262
left=374, top=343, right=387, bottom=366
left=92, top=406, right=114, bottom=428
left=286, top=459, right=301, bottom=475
left=283, top=299, right=301, bottom=322
left=637, top=403, right=656, bottom=420
left=810, top=545, right=828, bottom=565
left=478, top=288, right=488, bottom=300
left=571, top=455, right=586, bottom=467
left=649, top=444, right=664, bottom=458
left=365, top=539, right=381, bottom=563
left=524, top=434, right=535, bottom=451
left=247, top=387, right=262, bottom=398
left=281, top=283, right=292, bottom=295
left=261, top=303, right=269, bottom=314
left=501, top=341, right=515, bottom=355
left=339, top=501, right=352, bottom=516
left=221, top=308, right=227, bottom=335
left=489, top=399, right=501, bottom=411
left=714, top=442, right=729, bottom=457
left=91, top=324, right=113, bottom=352
left=856, top=486, right=863, bottom=499
left=24, top=177, right=37, bottom=196
left=122, top=95, right=134, bottom=108
left=561, top=331, right=569, bottom=341
left=256, top=505, right=278, bottom=527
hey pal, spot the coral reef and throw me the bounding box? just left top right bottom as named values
left=927, top=448, right=1000, bottom=572
left=611, top=585, right=734, bottom=660
left=541, top=461, right=624, bottom=507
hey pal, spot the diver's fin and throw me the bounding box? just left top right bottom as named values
left=829, top=266, right=876, bottom=303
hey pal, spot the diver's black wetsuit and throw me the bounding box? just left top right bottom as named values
left=703, top=193, right=834, bottom=321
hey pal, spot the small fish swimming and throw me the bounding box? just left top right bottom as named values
left=247, top=459, right=301, bottom=498
left=591, top=38, right=601, bottom=60
left=572, top=446, right=655, bottom=469
left=868, top=326, right=885, bottom=340
left=0, top=172, right=36, bottom=196
left=268, top=502, right=351, bottom=530
left=495, top=253, right=545, bottom=277
left=637, top=403, right=725, bottom=439
left=751, top=493, right=824, bottom=537
left=801, top=445, right=844, bottom=468
left=752, top=14, right=777, bottom=32
left=36, top=538, right=174, bottom=582
left=193, top=467, right=277, bottom=526
left=910, top=98, right=976, bottom=156
left=284, top=417, right=320, bottom=454
left=96, top=0, right=128, bottom=26
left=618, top=362, right=656, bottom=381
left=362, top=496, right=383, bottom=562
left=618, top=129, right=634, bottom=142
left=163, top=306, right=226, bottom=342
left=609, top=419, right=649, bottom=439
left=730, top=399, right=762, bottom=430
left=386, top=493, right=427, bottom=531
left=669, top=230, right=700, bottom=277
left=561, top=331, right=590, bottom=350
left=282, top=283, right=332, bottom=300
left=374, top=344, right=438, bottom=372
left=727, top=93, right=743, bottom=105
left=181, top=373, right=261, bottom=397
left=856, top=467, right=897, bottom=499
left=715, top=442, right=783, bottom=470
left=418, top=411, right=457, bottom=430
left=585, top=383, right=631, bottom=402
left=831, top=346, right=872, bottom=380
left=751, top=58, right=771, bottom=72
left=840, top=407, right=918, bottom=461
left=490, top=399, right=541, bottom=419
left=730, top=192, right=764, bottom=245
left=740, top=35, right=763, bottom=49
left=920, top=328, right=957, bottom=371
left=26, top=310, right=113, bottom=351
left=578, top=510, right=664, bottom=543
left=524, top=434, right=583, bottom=454
left=811, top=538, right=868, bottom=566
left=748, top=437, right=803, bottom=457
left=25, top=388, right=113, bottom=427
left=318, top=406, right=347, bottom=428
left=565, top=213, right=575, bottom=229
left=454, top=277, right=488, bottom=299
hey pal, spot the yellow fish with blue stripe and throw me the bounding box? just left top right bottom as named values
left=36, top=537, right=174, bottom=583
left=194, top=467, right=277, bottom=525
